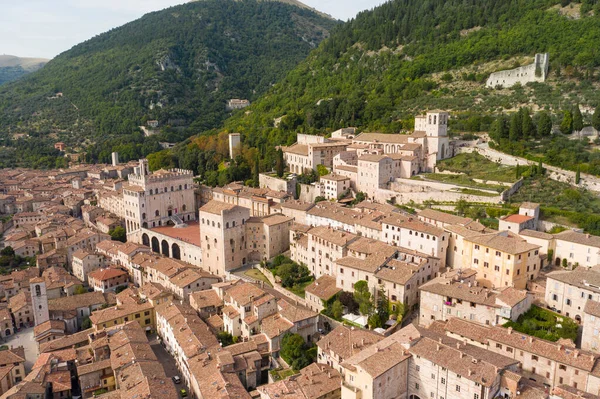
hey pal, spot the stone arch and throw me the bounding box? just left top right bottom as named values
left=151, top=237, right=160, bottom=253
left=161, top=240, right=170, bottom=257
left=409, top=395, right=421, bottom=399
left=555, top=257, right=561, bottom=267
left=172, top=243, right=181, bottom=260
left=142, top=233, right=150, bottom=247
left=142, top=222, right=148, bottom=229
left=4, top=329, right=10, bottom=336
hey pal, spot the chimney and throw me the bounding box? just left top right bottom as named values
left=468, top=369, right=473, bottom=376
left=507, top=327, right=512, bottom=335
left=574, top=350, right=579, bottom=358
left=456, top=342, right=461, bottom=349
left=528, top=337, right=534, bottom=343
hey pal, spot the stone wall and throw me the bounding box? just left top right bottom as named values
left=258, top=173, right=297, bottom=195
left=500, top=178, right=524, bottom=201
left=298, top=183, right=321, bottom=203
left=486, top=53, right=549, bottom=88
left=456, top=146, right=600, bottom=195
left=373, top=187, right=502, bottom=205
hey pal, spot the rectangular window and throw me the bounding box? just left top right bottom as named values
left=456, top=386, right=461, bottom=392
left=441, top=378, right=445, bottom=384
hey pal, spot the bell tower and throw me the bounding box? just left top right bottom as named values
left=30, top=278, right=49, bottom=326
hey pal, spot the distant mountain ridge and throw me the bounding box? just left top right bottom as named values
left=0, top=55, right=48, bottom=85
left=0, top=0, right=337, bottom=143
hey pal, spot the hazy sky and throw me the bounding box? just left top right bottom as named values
left=1, top=0, right=388, bottom=59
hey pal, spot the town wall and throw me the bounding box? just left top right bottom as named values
left=486, top=53, right=549, bottom=88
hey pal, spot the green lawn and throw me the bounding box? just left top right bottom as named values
left=455, top=188, right=501, bottom=197
left=424, top=173, right=506, bottom=191
left=503, top=305, right=578, bottom=342
left=437, top=152, right=518, bottom=183
left=270, top=368, right=297, bottom=381
left=244, top=269, right=273, bottom=287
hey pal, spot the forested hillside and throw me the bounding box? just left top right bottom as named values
left=0, top=55, right=48, bottom=85
left=0, top=0, right=336, bottom=167
left=222, top=0, right=600, bottom=151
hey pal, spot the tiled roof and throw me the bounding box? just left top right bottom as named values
left=317, top=325, right=383, bottom=361
left=467, top=231, right=540, bottom=254
left=555, top=230, right=600, bottom=248
left=305, top=275, right=341, bottom=301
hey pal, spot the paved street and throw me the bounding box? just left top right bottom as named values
left=150, top=339, right=189, bottom=398
left=4, top=327, right=37, bottom=372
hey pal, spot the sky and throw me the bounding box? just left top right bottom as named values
left=0, top=0, right=388, bottom=59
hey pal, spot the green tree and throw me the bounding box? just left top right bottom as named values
left=253, top=153, right=260, bottom=187
left=353, top=280, right=372, bottom=315
left=537, top=112, right=553, bottom=137
left=82, top=317, right=92, bottom=329
left=276, top=148, right=284, bottom=177
left=331, top=300, right=343, bottom=320
left=576, top=165, right=581, bottom=184
left=109, top=226, right=127, bottom=243
left=217, top=332, right=234, bottom=347
left=0, top=247, right=14, bottom=257
left=573, top=105, right=584, bottom=133
left=560, top=110, right=574, bottom=135
left=593, top=106, right=600, bottom=132
left=368, top=313, right=382, bottom=329
left=376, top=287, right=390, bottom=324
left=509, top=111, right=522, bottom=141
left=316, top=164, right=329, bottom=176
left=455, top=198, right=469, bottom=216
left=562, top=258, right=568, bottom=268
left=74, top=285, right=88, bottom=295
left=351, top=192, right=366, bottom=206
left=490, top=115, right=508, bottom=142
left=281, top=333, right=311, bottom=370
left=521, top=109, right=534, bottom=139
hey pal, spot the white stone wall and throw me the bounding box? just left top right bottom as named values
left=582, top=309, right=600, bottom=353
left=545, top=276, right=600, bottom=320
left=486, top=53, right=549, bottom=88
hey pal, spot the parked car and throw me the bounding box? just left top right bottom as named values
left=180, top=389, right=188, bottom=397
left=172, top=376, right=181, bottom=384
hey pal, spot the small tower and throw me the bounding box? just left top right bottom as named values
left=30, top=277, right=50, bottom=326
left=139, top=159, right=150, bottom=176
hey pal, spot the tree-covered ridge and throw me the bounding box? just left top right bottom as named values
left=223, top=0, right=600, bottom=151
left=0, top=0, right=337, bottom=143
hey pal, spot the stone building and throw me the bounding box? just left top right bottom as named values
left=545, top=266, right=600, bottom=321
left=462, top=230, right=542, bottom=289
left=122, top=159, right=196, bottom=233
left=418, top=270, right=532, bottom=327
left=582, top=300, right=600, bottom=353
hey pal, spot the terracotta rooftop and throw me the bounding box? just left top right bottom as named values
left=149, top=221, right=200, bottom=246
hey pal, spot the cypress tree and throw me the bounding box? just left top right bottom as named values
left=253, top=154, right=260, bottom=187
left=573, top=105, right=583, bottom=133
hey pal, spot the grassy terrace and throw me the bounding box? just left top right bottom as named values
left=244, top=269, right=273, bottom=287
left=437, top=152, right=518, bottom=183
left=422, top=173, right=506, bottom=192
left=503, top=305, right=578, bottom=342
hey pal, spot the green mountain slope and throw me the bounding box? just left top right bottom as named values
left=223, top=0, right=600, bottom=150
left=0, top=0, right=336, bottom=146
left=0, top=55, right=48, bottom=85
